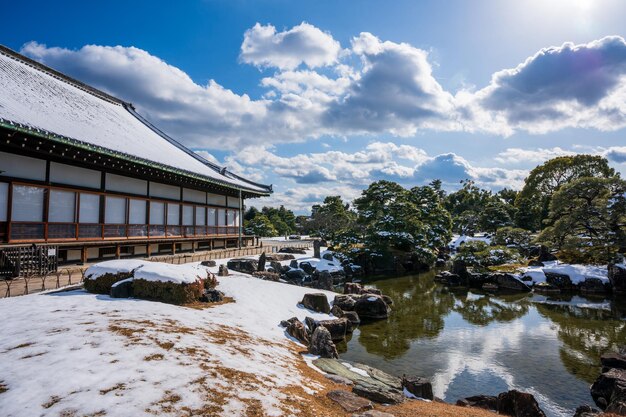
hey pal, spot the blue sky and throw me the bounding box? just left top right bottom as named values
left=2, top=0, right=626, bottom=212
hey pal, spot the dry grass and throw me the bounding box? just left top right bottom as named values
left=182, top=296, right=235, bottom=310
left=143, top=353, right=164, bottom=361
left=99, top=383, right=126, bottom=395
left=0, top=381, right=7, bottom=394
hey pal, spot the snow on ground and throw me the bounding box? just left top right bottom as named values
left=520, top=261, right=610, bottom=285
left=449, top=234, right=492, bottom=250
left=0, top=249, right=336, bottom=417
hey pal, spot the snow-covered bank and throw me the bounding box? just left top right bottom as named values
left=0, top=250, right=338, bottom=417
left=520, top=261, right=610, bottom=286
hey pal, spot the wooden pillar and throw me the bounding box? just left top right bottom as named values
left=81, top=246, right=88, bottom=264
left=172, top=242, right=176, bottom=255
left=115, top=245, right=121, bottom=259
left=146, top=243, right=151, bottom=258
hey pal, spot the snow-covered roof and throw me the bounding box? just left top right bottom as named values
left=0, top=45, right=271, bottom=195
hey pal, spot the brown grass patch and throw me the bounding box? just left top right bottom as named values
left=156, top=341, right=175, bottom=350
left=21, top=351, right=47, bottom=359
left=0, top=382, right=7, bottom=394
left=144, top=353, right=164, bottom=361
left=6, top=342, right=34, bottom=351
left=183, top=296, right=235, bottom=310
left=42, top=395, right=61, bottom=409
left=99, top=383, right=126, bottom=395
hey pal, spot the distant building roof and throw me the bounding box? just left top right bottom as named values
left=0, top=45, right=271, bottom=195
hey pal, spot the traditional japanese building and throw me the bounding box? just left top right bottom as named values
left=0, top=45, right=271, bottom=267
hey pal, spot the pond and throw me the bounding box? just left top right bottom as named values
left=338, top=269, right=626, bottom=417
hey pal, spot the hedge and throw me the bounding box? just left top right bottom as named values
left=132, top=278, right=204, bottom=305
left=84, top=272, right=134, bottom=295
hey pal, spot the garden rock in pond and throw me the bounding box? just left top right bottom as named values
left=352, top=382, right=404, bottom=405
left=227, top=258, right=258, bottom=274
left=300, top=293, right=331, bottom=314
left=590, top=368, right=626, bottom=411
left=306, top=317, right=349, bottom=341
left=545, top=272, right=576, bottom=291
left=334, top=294, right=357, bottom=311
left=456, top=395, right=497, bottom=411
left=496, top=390, right=547, bottom=417
left=309, top=326, right=339, bottom=359
left=601, top=351, right=626, bottom=371
left=572, top=405, right=601, bottom=417
left=492, top=273, right=531, bottom=292
left=354, top=294, right=390, bottom=320
left=401, top=376, right=433, bottom=400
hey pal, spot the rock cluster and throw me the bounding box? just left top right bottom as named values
left=457, top=390, right=546, bottom=416
left=590, top=349, right=626, bottom=414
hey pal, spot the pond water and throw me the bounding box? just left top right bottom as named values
left=338, top=269, right=626, bottom=417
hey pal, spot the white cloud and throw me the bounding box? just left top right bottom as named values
left=240, top=22, right=342, bottom=70
left=494, top=147, right=577, bottom=165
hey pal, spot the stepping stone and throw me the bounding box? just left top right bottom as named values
left=327, top=390, right=373, bottom=413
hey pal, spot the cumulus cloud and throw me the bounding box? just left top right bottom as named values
left=21, top=30, right=626, bottom=150
left=240, top=22, right=342, bottom=70
left=494, top=147, right=577, bottom=165
left=470, top=36, right=626, bottom=134
left=323, top=33, right=457, bottom=136
left=606, top=147, right=626, bottom=163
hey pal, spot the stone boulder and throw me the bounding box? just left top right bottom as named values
left=342, top=311, right=361, bottom=327
left=284, top=268, right=307, bottom=283
left=278, top=247, right=307, bottom=254
left=200, top=260, right=216, bottom=267
left=309, top=317, right=349, bottom=341
left=326, top=390, right=373, bottom=413
left=354, top=295, right=390, bottom=320
left=257, top=252, right=267, bottom=271
left=309, top=326, right=339, bottom=359
left=591, top=368, right=626, bottom=411
left=344, top=282, right=363, bottom=294
left=252, top=271, right=280, bottom=281
left=352, top=382, right=404, bottom=405
left=401, top=376, right=433, bottom=400
left=572, top=405, right=601, bottom=417
left=334, top=294, right=357, bottom=311
left=580, top=278, right=610, bottom=295
left=331, top=304, right=344, bottom=317
left=300, top=261, right=317, bottom=275
left=300, top=293, right=331, bottom=314
left=456, top=395, right=497, bottom=411
left=227, top=258, right=258, bottom=274
left=316, top=271, right=334, bottom=291
left=217, top=265, right=229, bottom=276
left=527, top=259, right=544, bottom=267
left=497, top=390, right=547, bottom=417
left=545, top=272, right=576, bottom=291
left=601, top=352, right=626, bottom=371
left=609, top=264, right=626, bottom=294
left=434, top=271, right=463, bottom=286
left=280, top=317, right=310, bottom=346
left=110, top=279, right=133, bottom=298
left=200, top=289, right=224, bottom=303
left=492, top=273, right=531, bottom=292
left=266, top=253, right=295, bottom=262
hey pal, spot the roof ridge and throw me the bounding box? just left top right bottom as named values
left=0, top=44, right=130, bottom=107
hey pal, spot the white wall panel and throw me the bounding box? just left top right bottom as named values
left=227, top=196, right=240, bottom=208
left=150, top=182, right=180, bottom=200
left=0, top=151, right=45, bottom=181
left=50, top=162, right=100, bottom=189
left=183, top=188, right=206, bottom=204
left=106, top=173, right=147, bottom=195
left=207, top=193, right=225, bottom=206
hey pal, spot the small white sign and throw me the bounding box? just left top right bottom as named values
left=48, top=248, right=56, bottom=256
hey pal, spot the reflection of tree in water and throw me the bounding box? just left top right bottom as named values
left=536, top=301, right=626, bottom=383
left=453, top=292, right=531, bottom=326
left=356, top=270, right=456, bottom=359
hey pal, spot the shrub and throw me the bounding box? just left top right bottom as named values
left=132, top=278, right=204, bottom=305
left=455, top=242, right=522, bottom=267
left=84, top=272, right=133, bottom=295
left=494, top=227, right=532, bottom=251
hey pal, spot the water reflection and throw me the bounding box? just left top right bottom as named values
left=341, top=271, right=626, bottom=417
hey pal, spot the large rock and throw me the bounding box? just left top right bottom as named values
left=331, top=304, right=344, bottom=317
left=580, top=278, right=610, bottom=295
left=200, top=289, right=224, bottom=303
left=334, top=294, right=357, bottom=311
left=217, top=265, right=229, bottom=276
left=344, top=282, right=363, bottom=295
left=257, top=252, right=267, bottom=271
left=227, top=258, right=258, bottom=274
left=200, top=260, right=216, bottom=267
left=343, top=311, right=361, bottom=327
left=278, top=247, right=307, bottom=254
left=456, top=395, right=498, bottom=411
left=352, top=382, right=404, bottom=405
left=591, top=368, right=626, bottom=411
left=326, top=390, right=373, bottom=413
left=401, top=376, right=433, bottom=400
left=497, top=390, right=547, bottom=417
left=545, top=272, right=576, bottom=291
left=252, top=271, right=280, bottom=281
left=309, top=326, right=339, bottom=359
left=284, top=268, right=307, bottom=283
left=601, top=352, right=626, bottom=371
left=313, top=240, right=321, bottom=259
left=538, top=246, right=557, bottom=263
left=609, top=264, right=626, bottom=294
left=110, top=279, right=133, bottom=298
left=280, top=317, right=310, bottom=346
left=492, top=273, right=531, bottom=292
left=300, top=293, right=331, bottom=314
left=307, top=317, right=349, bottom=341
left=316, top=271, right=334, bottom=291
left=354, top=294, right=390, bottom=320
left=572, top=405, right=601, bottom=417
left=266, top=253, right=295, bottom=262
